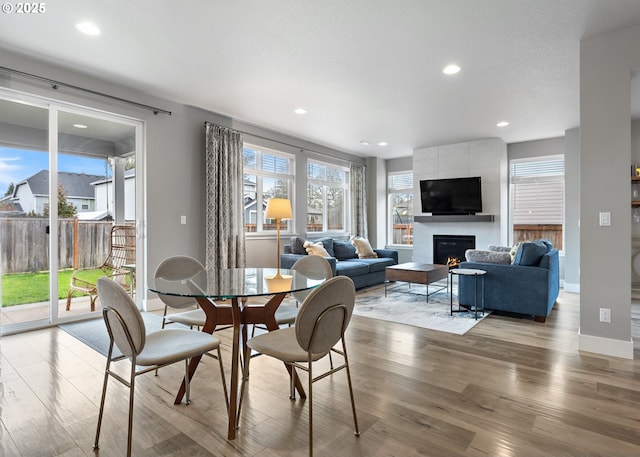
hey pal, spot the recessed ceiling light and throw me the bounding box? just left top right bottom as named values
left=294, top=108, right=307, bottom=114
left=496, top=121, right=510, bottom=127
left=73, top=124, right=88, bottom=129
left=76, top=21, right=101, bottom=36
left=442, top=64, right=461, bottom=75
left=377, top=142, right=388, bottom=146
left=359, top=140, right=371, bottom=146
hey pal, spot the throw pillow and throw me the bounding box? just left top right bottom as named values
left=290, top=236, right=307, bottom=255
left=509, top=241, right=523, bottom=263
left=487, top=244, right=511, bottom=253
left=350, top=236, right=378, bottom=259
left=333, top=240, right=358, bottom=260
left=313, top=237, right=335, bottom=257
left=304, top=240, right=330, bottom=257
left=465, top=249, right=511, bottom=264
left=513, top=241, right=547, bottom=266
left=538, top=239, right=553, bottom=252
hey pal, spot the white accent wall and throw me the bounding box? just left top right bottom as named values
left=412, top=138, right=508, bottom=263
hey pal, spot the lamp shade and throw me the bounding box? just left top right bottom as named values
left=265, top=198, right=293, bottom=220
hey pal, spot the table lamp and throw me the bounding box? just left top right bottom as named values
left=265, top=198, right=293, bottom=279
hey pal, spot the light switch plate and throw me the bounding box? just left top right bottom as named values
left=181, top=215, right=187, bottom=225
left=599, top=212, right=611, bottom=226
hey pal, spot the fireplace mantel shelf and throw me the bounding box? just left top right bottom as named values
left=415, top=214, right=495, bottom=223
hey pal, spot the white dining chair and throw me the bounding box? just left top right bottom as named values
left=155, top=255, right=207, bottom=329
left=93, top=277, right=228, bottom=457
left=238, top=275, right=359, bottom=457
left=272, top=255, right=333, bottom=328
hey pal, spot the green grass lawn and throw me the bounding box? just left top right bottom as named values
left=2, top=269, right=109, bottom=306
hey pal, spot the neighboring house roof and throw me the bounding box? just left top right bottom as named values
left=14, top=170, right=106, bottom=199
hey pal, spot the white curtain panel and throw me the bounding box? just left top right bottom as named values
left=350, top=163, right=368, bottom=238
left=204, top=122, right=246, bottom=269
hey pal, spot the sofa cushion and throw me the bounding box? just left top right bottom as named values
left=513, top=241, right=547, bottom=266
left=350, top=236, right=378, bottom=258
left=465, top=249, right=511, bottom=264
left=304, top=240, right=330, bottom=257
left=351, top=257, right=396, bottom=273
left=335, top=261, right=371, bottom=277
left=333, top=240, right=357, bottom=260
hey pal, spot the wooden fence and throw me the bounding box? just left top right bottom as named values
left=1, top=219, right=119, bottom=274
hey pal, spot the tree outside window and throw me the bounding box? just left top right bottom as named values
left=307, top=160, right=348, bottom=233
left=388, top=172, right=413, bottom=245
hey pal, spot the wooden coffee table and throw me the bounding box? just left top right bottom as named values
left=385, top=262, right=449, bottom=302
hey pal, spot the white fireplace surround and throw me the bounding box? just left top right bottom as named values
left=412, top=138, right=509, bottom=264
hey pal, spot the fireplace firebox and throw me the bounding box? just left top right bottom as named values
left=433, top=235, right=476, bottom=267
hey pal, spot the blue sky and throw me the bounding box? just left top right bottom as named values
left=0, top=147, right=110, bottom=195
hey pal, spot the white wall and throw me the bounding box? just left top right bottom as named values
left=412, top=138, right=508, bottom=262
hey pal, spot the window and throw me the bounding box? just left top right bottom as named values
left=388, top=172, right=414, bottom=245
left=307, top=160, right=349, bottom=233
left=510, top=155, right=564, bottom=249
left=243, top=145, right=294, bottom=233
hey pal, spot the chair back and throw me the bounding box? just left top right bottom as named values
left=97, top=276, right=146, bottom=358
left=103, top=225, right=136, bottom=270
left=294, top=276, right=355, bottom=354
left=291, top=255, right=333, bottom=304
left=154, top=255, right=205, bottom=309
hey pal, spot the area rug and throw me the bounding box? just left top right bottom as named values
left=354, top=283, right=490, bottom=335
left=60, top=312, right=164, bottom=357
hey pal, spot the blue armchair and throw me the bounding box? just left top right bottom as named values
left=458, top=245, right=560, bottom=322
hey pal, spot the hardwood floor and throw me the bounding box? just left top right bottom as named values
left=1, top=289, right=639, bottom=456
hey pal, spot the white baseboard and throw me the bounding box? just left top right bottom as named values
left=578, top=331, right=634, bottom=359
left=563, top=282, right=580, bottom=293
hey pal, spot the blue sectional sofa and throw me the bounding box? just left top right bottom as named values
left=458, top=241, right=560, bottom=322
left=280, top=237, right=398, bottom=290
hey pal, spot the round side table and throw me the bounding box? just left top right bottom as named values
left=450, top=268, right=486, bottom=320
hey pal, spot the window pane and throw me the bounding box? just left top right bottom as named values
left=391, top=192, right=414, bottom=245
left=243, top=173, right=257, bottom=232
left=307, top=183, right=323, bottom=232
left=243, top=148, right=257, bottom=169
left=327, top=187, right=344, bottom=231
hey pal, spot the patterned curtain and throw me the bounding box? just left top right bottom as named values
left=204, top=122, right=246, bottom=269
left=350, top=163, right=368, bottom=238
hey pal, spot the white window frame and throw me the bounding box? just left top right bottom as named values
left=243, top=144, right=295, bottom=235
left=509, top=154, right=565, bottom=250
left=306, top=159, right=350, bottom=235
left=387, top=171, right=414, bottom=246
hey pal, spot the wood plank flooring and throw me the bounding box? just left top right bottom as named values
left=1, top=289, right=639, bottom=457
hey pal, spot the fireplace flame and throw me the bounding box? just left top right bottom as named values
left=446, top=256, right=460, bottom=267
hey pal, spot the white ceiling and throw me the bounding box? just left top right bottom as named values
left=3, top=0, right=640, bottom=159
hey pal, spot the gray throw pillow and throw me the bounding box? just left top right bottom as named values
left=290, top=236, right=307, bottom=255
left=333, top=240, right=357, bottom=260
left=465, top=249, right=511, bottom=264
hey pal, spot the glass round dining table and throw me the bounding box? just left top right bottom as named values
left=148, top=267, right=326, bottom=440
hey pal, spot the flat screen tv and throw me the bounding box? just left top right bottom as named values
left=420, top=176, right=483, bottom=215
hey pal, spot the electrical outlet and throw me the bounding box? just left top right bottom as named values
left=599, top=308, right=611, bottom=323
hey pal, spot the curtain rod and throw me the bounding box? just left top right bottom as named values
left=204, top=121, right=354, bottom=163
left=0, top=66, right=172, bottom=116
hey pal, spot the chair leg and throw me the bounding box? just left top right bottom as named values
left=217, top=347, right=229, bottom=411
left=308, top=357, right=313, bottom=457
left=237, top=344, right=252, bottom=428
left=184, top=358, right=191, bottom=404
left=93, top=359, right=111, bottom=450
left=342, top=339, right=360, bottom=436
left=127, top=365, right=136, bottom=457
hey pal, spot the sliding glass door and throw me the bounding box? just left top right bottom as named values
left=0, top=92, right=143, bottom=334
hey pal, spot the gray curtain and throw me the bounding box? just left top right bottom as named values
left=350, top=163, right=368, bottom=238
left=204, top=122, right=246, bottom=269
